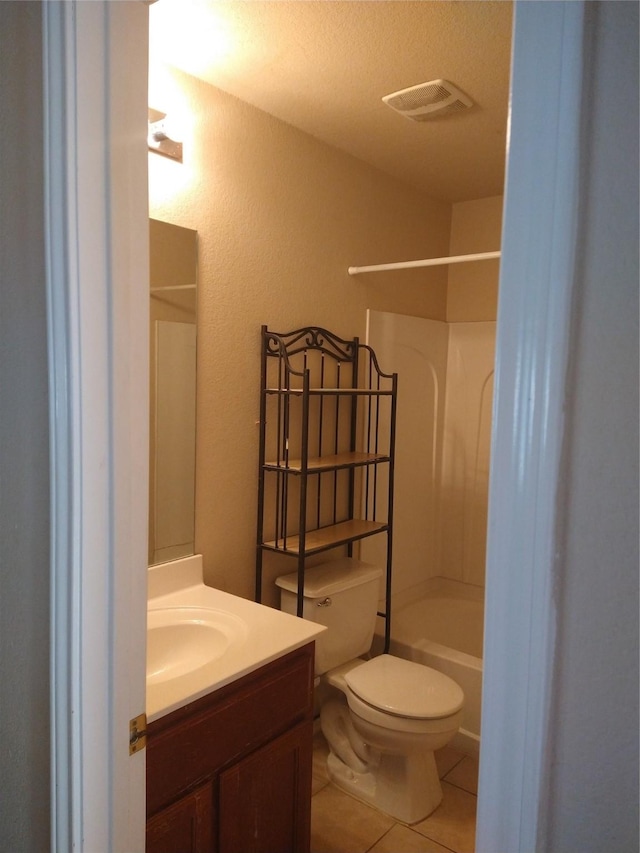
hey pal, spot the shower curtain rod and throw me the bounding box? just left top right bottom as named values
left=348, top=250, right=501, bottom=276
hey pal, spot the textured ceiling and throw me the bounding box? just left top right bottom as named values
left=150, top=1, right=513, bottom=203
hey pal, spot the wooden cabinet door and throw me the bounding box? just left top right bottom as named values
left=146, top=782, right=214, bottom=853
left=218, top=720, right=313, bottom=853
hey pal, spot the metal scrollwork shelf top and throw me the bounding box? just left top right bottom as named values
left=264, top=326, right=357, bottom=363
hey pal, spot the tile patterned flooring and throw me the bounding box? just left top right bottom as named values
left=311, top=732, right=479, bottom=853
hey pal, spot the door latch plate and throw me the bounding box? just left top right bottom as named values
left=129, top=712, right=147, bottom=755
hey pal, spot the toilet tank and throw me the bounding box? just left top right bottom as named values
left=275, top=558, right=383, bottom=675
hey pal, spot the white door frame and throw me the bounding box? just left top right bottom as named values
left=477, top=2, right=585, bottom=851
left=45, top=1, right=586, bottom=849
left=44, top=2, right=149, bottom=850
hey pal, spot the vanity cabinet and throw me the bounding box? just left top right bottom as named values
left=255, top=325, right=398, bottom=650
left=146, top=643, right=315, bottom=853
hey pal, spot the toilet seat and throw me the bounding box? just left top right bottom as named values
left=345, top=654, right=464, bottom=719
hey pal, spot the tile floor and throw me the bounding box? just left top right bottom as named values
left=311, top=732, right=479, bottom=853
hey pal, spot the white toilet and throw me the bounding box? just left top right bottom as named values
left=276, top=558, right=464, bottom=824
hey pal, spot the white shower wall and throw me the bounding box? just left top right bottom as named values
left=362, top=311, right=448, bottom=598
left=363, top=310, right=495, bottom=600
left=439, top=322, right=495, bottom=588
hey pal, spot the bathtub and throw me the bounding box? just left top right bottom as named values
left=375, top=577, right=484, bottom=755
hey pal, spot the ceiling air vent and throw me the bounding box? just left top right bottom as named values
left=382, top=79, right=473, bottom=121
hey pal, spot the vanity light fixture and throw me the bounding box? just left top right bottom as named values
left=148, top=108, right=183, bottom=163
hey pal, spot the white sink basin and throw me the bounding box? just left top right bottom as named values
left=147, top=606, right=249, bottom=686
left=146, top=556, right=326, bottom=722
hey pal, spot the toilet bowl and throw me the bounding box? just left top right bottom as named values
left=275, top=559, right=465, bottom=823
left=320, top=655, right=463, bottom=823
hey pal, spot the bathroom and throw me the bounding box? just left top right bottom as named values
left=147, top=1, right=508, bottom=849
left=3, top=1, right=637, bottom=851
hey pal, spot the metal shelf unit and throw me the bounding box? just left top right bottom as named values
left=255, top=325, right=398, bottom=652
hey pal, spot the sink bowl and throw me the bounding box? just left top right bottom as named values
left=146, top=557, right=327, bottom=721
left=147, top=606, right=248, bottom=686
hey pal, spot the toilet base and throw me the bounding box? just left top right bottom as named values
left=325, top=746, right=443, bottom=824
left=326, top=751, right=377, bottom=802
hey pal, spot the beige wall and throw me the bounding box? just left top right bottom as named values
left=149, top=65, right=452, bottom=597
left=447, top=195, right=503, bottom=322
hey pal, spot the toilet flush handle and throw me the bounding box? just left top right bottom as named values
left=317, top=597, right=332, bottom=607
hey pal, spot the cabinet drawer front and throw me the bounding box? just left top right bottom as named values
left=147, top=645, right=314, bottom=816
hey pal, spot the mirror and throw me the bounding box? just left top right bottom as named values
left=148, top=218, right=198, bottom=566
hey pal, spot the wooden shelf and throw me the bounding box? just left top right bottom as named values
left=263, top=519, right=387, bottom=556
left=264, top=450, right=389, bottom=473
left=265, top=387, right=393, bottom=396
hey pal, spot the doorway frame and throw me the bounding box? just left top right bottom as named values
left=44, top=2, right=149, bottom=850
left=476, top=2, right=585, bottom=850
left=44, top=1, right=586, bottom=850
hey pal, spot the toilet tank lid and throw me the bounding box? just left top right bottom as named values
left=345, top=654, right=464, bottom=719
left=275, top=557, right=382, bottom=598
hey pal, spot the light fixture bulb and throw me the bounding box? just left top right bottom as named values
left=148, top=108, right=183, bottom=163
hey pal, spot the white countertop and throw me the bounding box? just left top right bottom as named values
left=147, top=555, right=325, bottom=722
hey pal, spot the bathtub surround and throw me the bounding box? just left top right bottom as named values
left=439, top=322, right=495, bottom=588
left=363, top=311, right=496, bottom=601
left=392, top=577, right=484, bottom=659
left=359, top=314, right=448, bottom=598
